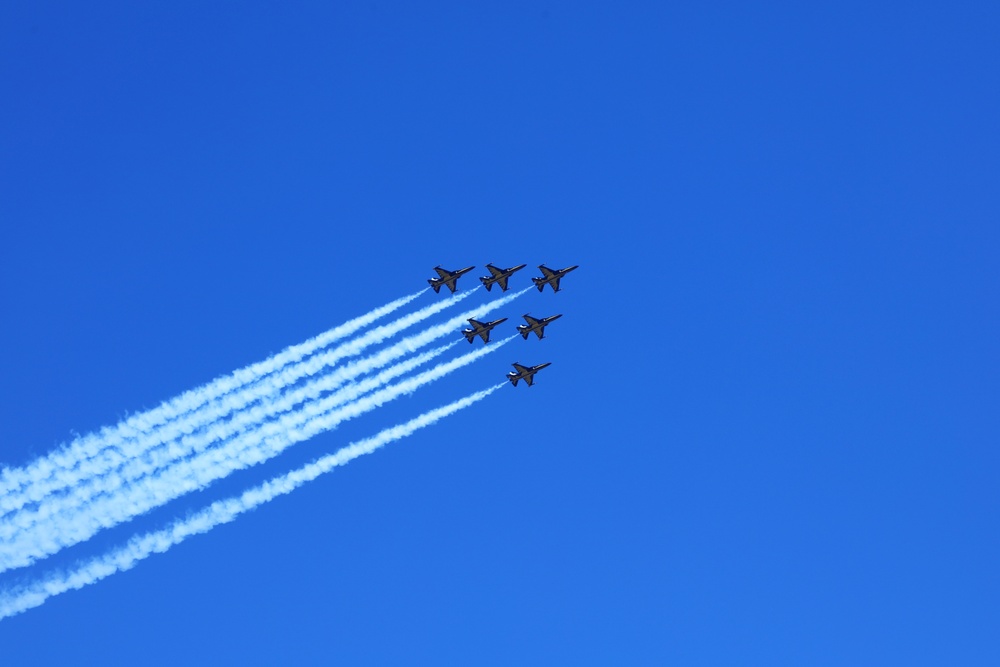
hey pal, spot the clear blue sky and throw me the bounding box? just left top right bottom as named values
left=1, top=2, right=997, bottom=664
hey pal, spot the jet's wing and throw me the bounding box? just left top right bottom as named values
left=532, top=327, right=545, bottom=339
left=468, top=319, right=484, bottom=330
left=524, top=373, right=535, bottom=386
left=512, top=363, right=530, bottom=374
left=478, top=330, right=490, bottom=343
left=550, top=277, right=562, bottom=292
left=539, top=265, right=557, bottom=279
left=522, top=315, right=540, bottom=326
left=487, top=264, right=504, bottom=278
left=435, top=267, right=453, bottom=279
left=496, top=276, right=509, bottom=291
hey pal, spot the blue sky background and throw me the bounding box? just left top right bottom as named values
left=1, top=2, right=998, bottom=664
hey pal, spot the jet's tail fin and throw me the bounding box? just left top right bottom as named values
left=509, top=376, right=520, bottom=387
left=517, top=327, right=530, bottom=340
left=532, top=277, right=546, bottom=292
left=479, top=276, right=493, bottom=291
left=428, top=279, right=441, bottom=293
left=462, top=330, right=477, bottom=344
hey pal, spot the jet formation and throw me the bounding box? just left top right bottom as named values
left=426, top=264, right=578, bottom=387
left=427, top=264, right=577, bottom=297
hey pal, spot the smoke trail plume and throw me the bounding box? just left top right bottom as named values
left=0, top=384, right=504, bottom=621
left=0, top=289, right=465, bottom=517
left=0, top=290, right=425, bottom=512
left=2, top=288, right=523, bottom=539
left=0, top=337, right=514, bottom=572
left=0, top=342, right=456, bottom=546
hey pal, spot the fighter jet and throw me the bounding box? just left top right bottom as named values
left=479, top=263, right=527, bottom=292
left=428, top=265, right=475, bottom=294
left=517, top=313, right=562, bottom=340
left=532, top=264, right=579, bottom=293
left=506, top=362, right=551, bottom=387
left=462, top=317, right=508, bottom=344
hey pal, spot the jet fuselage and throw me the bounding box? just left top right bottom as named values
left=506, top=362, right=552, bottom=387
left=531, top=264, right=579, bottom=292
left=428, top=265, right=475, bottom=293
left=517, top=313, right=563, bottom=340
left=480, top=263, right=527, bottom=292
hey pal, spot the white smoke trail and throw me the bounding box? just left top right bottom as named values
left=1, top=288, right=525, bottom=543
left=0, top=337, right=514, bottom=573
left=0, top=384, right=504, bottom=621
left=0, top=341, right=457, bottom=545
left=0, top=289, right=467, bottom=517
left=0, top=290, right=426, bottom=513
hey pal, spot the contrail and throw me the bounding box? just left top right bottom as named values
left=0, top=290, right=426, bottom=513
left=0, top=337, right=515, bottom=572
left=0, top=341, right=458, bottom=545
left=0, top=289, right=469, bottom=518
left=0, top=384, right=505, bottom=621
left=0, top=288, right=526, bottom=543
left=0, top=341, right=458, bottom=548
